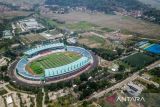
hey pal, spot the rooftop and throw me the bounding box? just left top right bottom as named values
left=6, top=96, right=13, bottom=105
left=24, top=43, right=64, bottom=55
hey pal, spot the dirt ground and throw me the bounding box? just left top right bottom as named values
left=78, top=32, right=114, bottom=49
left=104, top=32, right=133, bottom=41
left=0, top=11, right=32, bottom=19
left=43, top=11, right=160, bottom=39
left=21, top=34, right=47, bottom=44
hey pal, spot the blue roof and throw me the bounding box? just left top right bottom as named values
left=45, top=57, right=89, bottom=77
left=16, top=58, right=41, bottom=80
left=24, top=43, right=64, bottom=55
left=145, top=44, right=160, bottom=54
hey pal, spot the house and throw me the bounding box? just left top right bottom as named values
left=109, top=64, right=119, bottom=72
left=2, top=30, right=12, bottom=39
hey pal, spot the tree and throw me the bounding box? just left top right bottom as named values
left=115, top=74, right=123, bottom=81
left=36, top=90, right=43, bottom=107
left=80, top=73, right=89, bottom=81
left=1, top=66, right=8, bottom=72
left=82, top=101, right=90, bottom=107
left=118, top=64, right=125, bottom=72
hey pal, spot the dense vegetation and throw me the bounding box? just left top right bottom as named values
left=143, top=8, right=160, bottom=24
left=36, top=90, right=43, bottom=107
left=149, top=67, right=160, bottom=77
left=0, top=21, right=11, bottom=37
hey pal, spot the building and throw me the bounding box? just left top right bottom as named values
left=18, top=18, right=44, bottom=32
left=109, top=64, right=119, bottom=72
left=2, top=30, right=12, bottom=39
left=41, top=32, right=64, bottom=40
left=67, top=37, right=77, bottom=44
left=6, top=96, right=13, bottom=105
left=126, top=82, right=143, bottom=96
left=0, top=56, right=10, bottom=67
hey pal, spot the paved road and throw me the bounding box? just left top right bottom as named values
left=146, top=60, right=160, bottom=70
left=42, top=88, right=46, bottom=107
left=88, top=72, right=139, bottom=100
left=88, top=59, right=160, bottom=100
left=0, top=83, right=9, bottom=88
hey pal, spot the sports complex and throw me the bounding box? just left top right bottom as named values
left=138, top=41, right=160, bottom=54
left=13, top=43, right=97, bottom=85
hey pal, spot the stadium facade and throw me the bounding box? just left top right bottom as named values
left=15, top=43, right=95, bottom=83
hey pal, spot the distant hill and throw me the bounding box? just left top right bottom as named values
left=0, top=0, right=44, bottom=5
left=45, top=0, right=148, bottom=13
left=138, top=0, right=160, bottom=10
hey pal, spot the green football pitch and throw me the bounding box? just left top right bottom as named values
left=28, top=52, right=81, bottom=75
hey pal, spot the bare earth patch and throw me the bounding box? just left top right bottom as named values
left=43, top=11, right=160, bottom=39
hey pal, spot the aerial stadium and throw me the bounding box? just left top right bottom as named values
left=13, top=43, right=97, bottom=85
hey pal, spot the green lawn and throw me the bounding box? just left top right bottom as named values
left=123, top=53, right=155, bottom=69
left=87, top=35, right=105, bottom=45
left=29, top=52, right=81, bottom=75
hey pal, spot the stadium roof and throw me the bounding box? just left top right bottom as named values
left=45, top=57, right=89, bottom=77
left=24, top=43, right=64, bottom=55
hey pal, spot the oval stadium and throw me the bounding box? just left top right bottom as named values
left=13, top=43, right=97, bottom=85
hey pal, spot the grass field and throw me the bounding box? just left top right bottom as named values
left=78, top=33, right=113, bottom=49
left=0, top=11, right=32, bottom=20
left=123, top=53, right=155, bottom=69
left=28, top=52, right=81, bottom=75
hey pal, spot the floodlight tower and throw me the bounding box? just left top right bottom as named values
left=40, top=74, right=46, bottom=85
left=63, top=35, right=67, bottom=51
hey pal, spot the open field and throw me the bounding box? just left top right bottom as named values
left=63, top=21, right=97, bottom=31
left=0, top=11, right=32, bottom=19
left=78, top=33, right=112, bottom=49
left=44, top=11, right=160, bottom=39
left=78, top=31, right=127, bottom=49
left=44, top=19, right=98, bottom=31
left=123, top=53, right=155, bottom=69
left=21, top=34, right=47, bottom=44
left=46, top=29, right=60, bottom=35
left=28, top=52, right=81, bottom=75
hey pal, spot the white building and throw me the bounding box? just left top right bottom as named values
left=18, top=18, right=44, bottom=32
left=67, top=37, right=77, bottom=44
left=126, top=82, right=143, bottom=96
left=109, top=64, right=119, bottom=72
left=6, top=96, right=13, bottom=105
left=2, top=30, right=13, bottom=39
